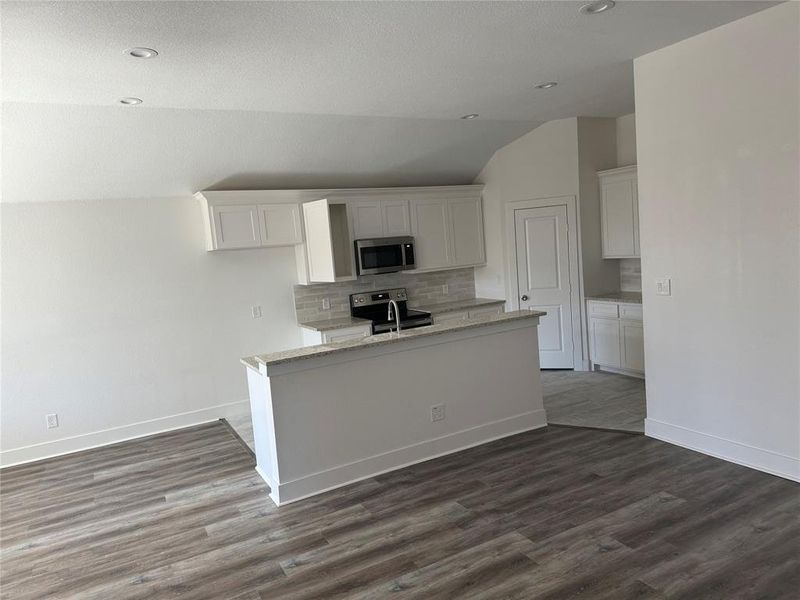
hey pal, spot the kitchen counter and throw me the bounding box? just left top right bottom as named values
left=297, top=297, right=506, bottom=331
left=297, top=315, right=371, bottom=332
left=245, top=309, right=545, bottom=369
left=585, top=292, right=642, bottom=304
left=242, top=307, right=546, bottom=506
left=414, top=297, right=506, bottom=315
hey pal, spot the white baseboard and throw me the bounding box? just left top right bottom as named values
left=0, top=400, right=251, bottom=468
left=593, top=364, right=645, bottom=379
left=261, top=409, right=547, bottom=506
left=645, top=418, right=800, bottom=483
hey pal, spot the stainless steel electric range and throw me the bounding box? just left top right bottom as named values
left=349, top=288, right=433, bottom=334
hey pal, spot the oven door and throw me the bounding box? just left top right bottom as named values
left=355, top=237, right=413, bottom=275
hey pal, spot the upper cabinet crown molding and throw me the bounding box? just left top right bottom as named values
left=195, top=185, right=484, bottom=206
left=598, top=165, right=640, bottom=259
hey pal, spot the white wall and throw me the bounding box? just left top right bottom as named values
left=616, top=113, right=637, bottom=166
left=474, top=118, right=580, bottom=300
left=577, top=117, right=620, bottom=296
left=636, top=2, right=800, bottom=481
left=474, top=116, right=620, bottom=305
left=1, top=197, right=301, bottom=465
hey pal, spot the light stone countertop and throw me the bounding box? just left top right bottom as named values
left=585, top=292, right=643, bottom=304
left=244, top=309, right=545, bottom=370
left=297, top=315, right=372, bottom=332
left=414, top=297, right=506, bottom=315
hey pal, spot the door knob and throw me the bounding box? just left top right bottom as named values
left=521, top=295, right=529, bottom=301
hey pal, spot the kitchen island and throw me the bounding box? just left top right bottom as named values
left=242, top=309, right=547, bottom=505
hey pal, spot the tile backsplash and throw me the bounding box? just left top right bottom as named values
left=620, top=258, right=642, bottom=292
left=294, top=268, right=476, bottom=323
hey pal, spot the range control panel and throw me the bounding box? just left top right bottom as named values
left=350, top=288, right=408, bottom=307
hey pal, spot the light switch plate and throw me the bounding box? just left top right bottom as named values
left=251, top=305, right=262, bottom=318
left=655, top=278, right=672, bottom=296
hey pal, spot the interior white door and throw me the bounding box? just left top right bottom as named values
left=515, top=205, right=575, bottom=368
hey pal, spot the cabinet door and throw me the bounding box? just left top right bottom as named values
left=212, top=205, right=262, bottom=249
left=350, top=200, right=383, bottom=239
left=259, top=204, right=302, bottom=246
left=590, top=317, right=621, bottom=368
left=621, top=320, right=645, bottom=372
left=410, top=198, right=451, bottom=270
left=448, top=197, right=486, bottom=267
left=382, top=199, right=411, bottom=236
left=302, top=199, right=337, bottom=282
left=601, top=178, right=638, bottom=258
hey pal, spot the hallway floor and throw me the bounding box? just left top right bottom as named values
left=542, top=370, right=646, bottom=433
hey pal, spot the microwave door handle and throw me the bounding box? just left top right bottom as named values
left=401, top=243, right=408, bottom=267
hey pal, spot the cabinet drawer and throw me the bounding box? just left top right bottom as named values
left=619, top=304, right=643, bottom=321
left=588, top=302, right=619, bottom=318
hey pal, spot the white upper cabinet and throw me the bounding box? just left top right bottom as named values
left=197, top=186, right=485, bottom=280
left=350, top=198, right=411, bottom=239
left=409, top=194, right=486, bottom=272
left=448, top=197, right=485, bottom=266
left=382, top=199, right=412, bottom=236
left=197, top=192, right=303, bottom=251
left=301, top=199, right=356, bottom=283
left=599, top=166, right=640, bottom=258
left=350, top=200, right=384, bottom=238
left=211, top=205, right=262, bottom=250
left=411, top=198, right=452, bottom=270
left=259, top=204, right=302, bottom=247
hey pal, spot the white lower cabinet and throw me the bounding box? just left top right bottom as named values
left=620, top=320, right=645, bottom=372
left=589, top=317, right=622, bottom=367
left=587, top=301, right=644, bottom=376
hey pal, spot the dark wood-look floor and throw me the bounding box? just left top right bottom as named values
left=2, top=422, right=799, bottom=600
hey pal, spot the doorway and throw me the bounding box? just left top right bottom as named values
left=506, top=196, right=583, bottom=369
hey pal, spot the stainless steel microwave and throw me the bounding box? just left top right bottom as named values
left=354, top=237, right=416, bottom=275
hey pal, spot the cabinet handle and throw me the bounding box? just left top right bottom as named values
left=521, top=295, right=529, bottom=301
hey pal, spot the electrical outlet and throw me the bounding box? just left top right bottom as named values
left=46, top=413, right=59, bottom=429
left=251, top=305, right=262, bottom=319
left=655, top=278, right=672, bottom=296
left=431, top=404, right=445, bottom=422
left=322, top=298, right=331, bottom=310
left=442, top=284, right=449, bottom=296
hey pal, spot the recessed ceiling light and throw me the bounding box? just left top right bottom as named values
left=461, top=114, right=479, bottom=120
left=535, top=82, right=558, bottom=90
left=126, top=47, right=158, bottom=59
left=580, top=0, right=615, bottom=15
left=119, top=97, right=143, bottom=105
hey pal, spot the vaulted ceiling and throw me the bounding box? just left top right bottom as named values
left=1, top=1, right=775, bottom=202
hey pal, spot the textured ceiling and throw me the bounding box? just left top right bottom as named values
left=1, top=1, right=776, bottom=202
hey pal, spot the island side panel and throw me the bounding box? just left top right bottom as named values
left=245, top=366, right=280, bottom=489
left=268, top=321, right=544, bottom=504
